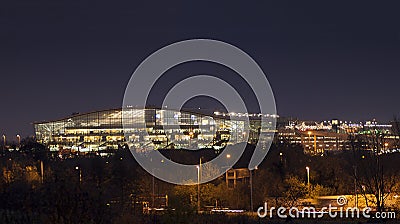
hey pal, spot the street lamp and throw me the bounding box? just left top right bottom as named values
left=250, top=166, right=258, bottom=212
left=75, top=166, right=82, bottom=183
left=196, top=165, right=200, bottom=212
left=225, top=154, right=231, bottom=169
left=2, top=135, right=5, bottom=152
left=16, top=134, right=20, bottom=146
left=152, top=168, right=155, bottom=208
left=197, top=158, right=202, bottom=213
left=306, top=167, right=310, bottom=195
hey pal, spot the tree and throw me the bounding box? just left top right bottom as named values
left=309, top=184, right=335, bottom=198
left=170, top=184, right=197, bottom=214
left=352, top=132, right=399, bottom=212
left=283, top=176, right=308, bottom=207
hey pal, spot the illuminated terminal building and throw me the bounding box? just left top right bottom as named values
left=34, top=108, right=278, bottom=154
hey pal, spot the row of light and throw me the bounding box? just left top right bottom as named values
left=288, top=121, right=393, bottom=131
left=323, top=120, right=392, bottom=127
left=124, top=107, right=280, bottom=118
left=213, top=111, right=279, bottom=118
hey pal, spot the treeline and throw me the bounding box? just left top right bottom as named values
left=0, top=139, right=400, bottom=223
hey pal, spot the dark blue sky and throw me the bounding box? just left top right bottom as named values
left=1, top=0, right=400, bottom=137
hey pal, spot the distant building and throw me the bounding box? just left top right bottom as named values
left=277, top=129, right=350, bottom=153
left=277, top=118, right=397, bottom=154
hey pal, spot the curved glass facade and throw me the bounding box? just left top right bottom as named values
left=34, top=108, right=276, bottom=153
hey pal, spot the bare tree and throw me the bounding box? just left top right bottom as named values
left=351, top=132, right=398, bottom=212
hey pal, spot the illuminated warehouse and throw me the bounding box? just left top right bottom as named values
left=34, top=108, right=277, bottom=153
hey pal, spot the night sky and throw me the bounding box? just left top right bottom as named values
left=1, top=1, right=400, bottom=138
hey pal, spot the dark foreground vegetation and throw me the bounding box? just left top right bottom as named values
left=1, top=137, right=400, bottom=223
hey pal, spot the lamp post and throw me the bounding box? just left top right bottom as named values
left=40, top=160, right=44, bottom=184
left=306, top=166, right=310, bottom=195
left=197, top=165, right=200, bottom=212
left=197, top=158, right=202, bottom=213
left=75, top=166, right=82, bottom=184
left=250, top=166, right=258, bottom=212
left=225, top=154, right=231, bottom=188
left=2, top=135, right=5, bottom=153
left=16, top=134, right=20, bottom=146
left=226, top=154, right=231, bottom=170
left=152, top=168, right=155, bottom=208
